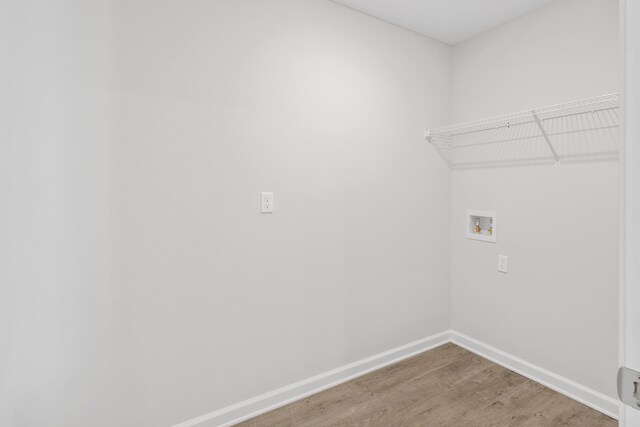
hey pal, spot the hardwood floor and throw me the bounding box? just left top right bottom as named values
left=235, top=343, right=616, bottom=427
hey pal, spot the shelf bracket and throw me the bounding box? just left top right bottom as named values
left=532, top=111, right=560, bottom=165
left=424, top=129, right=432, bottom=143
left=424, top=128, right=453, bottom=168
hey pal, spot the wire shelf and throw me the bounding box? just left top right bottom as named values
left=425, top=93, right=620, bottom=170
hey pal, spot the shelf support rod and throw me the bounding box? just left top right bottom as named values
left=532, top=111, right=560, bottom=165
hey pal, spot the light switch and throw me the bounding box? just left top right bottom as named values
left=261, top=192, right=274, bottom=213
left=498, top=255, right=508, bottom=273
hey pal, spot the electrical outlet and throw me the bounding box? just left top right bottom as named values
left=261, top=192, right=273, bottom=213
left=498, top=255, right=508, bottom=273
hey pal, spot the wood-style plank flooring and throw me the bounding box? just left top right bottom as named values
left=235, top=343, right=616, bottom=427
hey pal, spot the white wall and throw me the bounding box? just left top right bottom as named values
left=110, top=0, right=451, bottom=425
left=0, top=0, right=17, bottom=424
left=8, top=0, right=117, bottom=426
left=451, top=0, right=619, bottom=398
left=5, top=1, right=450, bottom=425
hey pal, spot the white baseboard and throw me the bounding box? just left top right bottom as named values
left=450, top=330, right=619, bottom=420
left=173, top=331, right=451, bottom=427
left=174, top=329, right=619, bottom=426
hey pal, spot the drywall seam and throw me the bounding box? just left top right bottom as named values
left=172, top=331, right=452, bottom=427
left=451, top=331, right=619, bottom=420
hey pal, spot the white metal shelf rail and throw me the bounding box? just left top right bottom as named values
left=425, top=93, right=620, bottom=170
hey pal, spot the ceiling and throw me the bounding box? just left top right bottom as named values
left=330, top=0, right=560, bottom=45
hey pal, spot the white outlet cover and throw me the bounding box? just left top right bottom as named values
left=498, top=255, right=508, bottom=273
left=261, top=192, right=274, bottom=213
